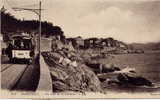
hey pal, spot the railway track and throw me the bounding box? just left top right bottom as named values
left=1, top=64, right=28, bottom=90
left=12, top=63, right=40, bottom=91
left=11, top=64, right=30, bottom=90
left=1, top=63, right=40, bottom=91
left=1, top=54, right=52, bottom=92
left=1, top=64, right=14, bottom=72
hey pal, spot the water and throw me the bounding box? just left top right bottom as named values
left=100, top=51, right=160, bottom=83
left=99, top=51, right=160, bottom=92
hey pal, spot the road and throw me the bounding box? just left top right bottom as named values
left=1, top=55, right=39, bottom=91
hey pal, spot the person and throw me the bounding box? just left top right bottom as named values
left=6, top=42, right=13, bottom=59
left=14, top=39, right=22, bottom=49
left=51, top=36, right=58, bottom=52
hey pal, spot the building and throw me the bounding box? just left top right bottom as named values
left=74, top=36, right=84, bottom=48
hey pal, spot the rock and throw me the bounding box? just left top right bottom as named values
left=117, top=73, right=153, bottom=86
left=42, top=52, right=102, bottom=92
left=53, top=81, right=68, bottom=91
left=85, top=62, right=120, bottom=74
left=100, top=70, right=153, bottom=87
left=102, top=64, right=120, bottom=73
left=50, top=68, right=68, bottom=81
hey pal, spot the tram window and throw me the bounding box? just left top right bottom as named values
left=23, top=39, right=32, bottom=49
left=13, top=39, right=32, bottom=49
left=14, top=39, right=21, bottom=49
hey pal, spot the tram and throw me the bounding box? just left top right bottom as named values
left=5, top=34, right=35, bottom=63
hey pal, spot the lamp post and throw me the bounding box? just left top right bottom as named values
left=12, top=1, right=42, bottom=57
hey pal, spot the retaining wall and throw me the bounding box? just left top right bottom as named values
left=36, top=54, right=53, bottom=92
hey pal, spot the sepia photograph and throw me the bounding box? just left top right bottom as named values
left=0, top=0, right=160, bottom=98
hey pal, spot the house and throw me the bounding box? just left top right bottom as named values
left=74, top=36, right=84, bottom=48
left=66, top=36, right=84, bottom=49
left=84, top=38, right=99, bottom=48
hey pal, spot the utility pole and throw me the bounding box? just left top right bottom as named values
left=12, top=1, right=42, bottom=57
left=38, top=1, right=41, bottom=56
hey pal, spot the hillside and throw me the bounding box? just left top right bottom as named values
left=1, top=11, right=65, bottom=41
left=130, top=42, right=160, bottom=51
left=66, top=37, right=129, bottom=49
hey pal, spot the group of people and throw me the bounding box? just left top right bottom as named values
left=13, top=39, right=32, bottom=49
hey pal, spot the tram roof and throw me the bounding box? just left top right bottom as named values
left=11, top=34, right=32, bottom=39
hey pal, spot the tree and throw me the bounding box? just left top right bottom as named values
left=1, top=12, right=64, bottom=39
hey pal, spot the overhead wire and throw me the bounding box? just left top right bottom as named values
left=13, top=4, right=39, bottom=9
left=4, top=0, right=44, bottom=20
left=6, top=0, right=39, bottom=10
left=5, top=0, right=16, bottom=8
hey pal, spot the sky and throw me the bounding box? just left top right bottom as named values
left=1, top=0, right=160, bottom=43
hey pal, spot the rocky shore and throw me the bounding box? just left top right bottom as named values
left=42, top=46, right=154, bottom=93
